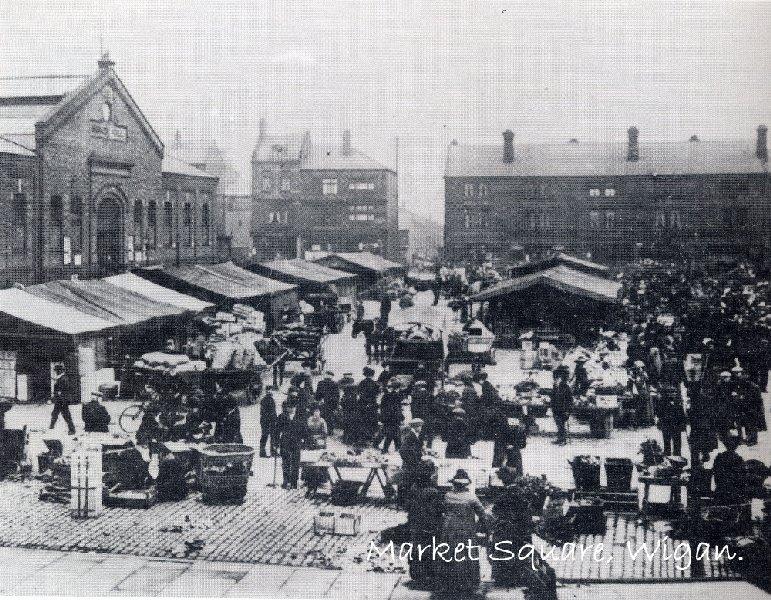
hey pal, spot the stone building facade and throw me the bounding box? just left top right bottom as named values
left=250, top=124, right=400, bottom=262
left=444, top=127, right=770, bottom=266
left=0, top=56, right=220, bottom=288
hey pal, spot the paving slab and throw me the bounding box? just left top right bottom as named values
left=223, top=564, right=297, bottom=597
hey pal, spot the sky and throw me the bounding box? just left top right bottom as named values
left=1, top=0, right=770, bottom=223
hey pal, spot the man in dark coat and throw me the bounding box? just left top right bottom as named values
left=550, top=366, right=573, bottom=445
left=82, top=393, right=110, bottom=433
left=479, top=372, right=500, bottom=406
left=315, top=371, right=340, bottom=433
left=445, top=407, right=474, bottom=458
left=259, top=387, right=278, bottom=457
left=49, top=364, right=76, bottom=435
left=654, top=385, right=687, bottom=456
left=399, top=418, right=424, bottom=506
left=379, top=295, right=392, bottom=326
left=379, top=381, right=404, bottom=453
left=712, top=370, right=736, bottom=443
left=358, top=367, right=381, bottom=443
left=274, top=404, right=304, bottom=489
left=712, top=436, right=747, bottom=505
left=734, top=366, right=765, bottom=446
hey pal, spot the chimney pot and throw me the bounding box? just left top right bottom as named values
left=502, top=130, right=514, bottom=163
left=342, top=130, right=352, bottom=156
left=756, top=125, right=768, bottom=163
left=627, top=126, right=639, bottom=162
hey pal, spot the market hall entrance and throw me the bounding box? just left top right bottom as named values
left=96, top=196, right=123, bottom=276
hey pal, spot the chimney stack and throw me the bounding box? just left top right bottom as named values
left=258, top=118, right=267, bottom=140
left=757, top=125, right=768, bottom=163
left=502, top=130, right=514, bottom=163
left=342, top=129, right=352, bottom=156
left=627, top=126, right=639, bottom=162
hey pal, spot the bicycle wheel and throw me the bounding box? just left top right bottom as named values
left=119, top=404, right=145, bottom=435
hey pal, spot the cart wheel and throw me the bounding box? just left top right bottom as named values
left=119, top=404, right=144, bottom=435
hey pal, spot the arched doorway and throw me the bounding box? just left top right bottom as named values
left=96, top=195, right=123, bottom=275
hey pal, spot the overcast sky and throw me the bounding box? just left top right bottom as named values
left=2, top=0, right=769, bottom=222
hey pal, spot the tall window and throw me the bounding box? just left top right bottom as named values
left=322, top=178, right=338, bottom=195
left=70, top=196, right=83, bottom=254
left=605, top=210, right=615, bottom=229
left=12, top=193, right=26, bottom=254
left=589, top=210, right=600, bottom=228
left=50, top=195, right=63, bottom=252
left=262, top=176, right=271, bottom=191
left=147, top=200, right=157, bottom=249
left=479, top=184, right=489, bottom=197
left=201, top=203, right=211, bottom=246
left=463, top=183, right=474, bottom=197
left=163, top=200, right=174, bottom=247
left=281, top=177, right=291, bottom=192
left=183, top=201, right=193, bottom=246
left=670, top=211, right=682, bottom=229
left=133, top=200, right=143, bottom=248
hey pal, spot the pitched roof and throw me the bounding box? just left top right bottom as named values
left=316, top=251, right=403, bottom=274
left=152, top=262, right=296, bottom=300
left=104, top=273, right=214, bottom=312
left=252, top=134, right=305, bottom=163
left=0, top=136, right=34, bottom=156
left=259, top=258, right=358, bottom=284
left=0, top=287, right=115, bottom=336
left=0, top=66, right=163, bottom=154
left=471, top=265, right=621, bottom=304
left=26, top=279, right=187, bottom=325
left=509, top=253, right=610, bottom=278
left=302, top=145, right=393, bottom=172
left=446, top=139, right=769, bottom=178
left=162, top=154, right=218, bottom=179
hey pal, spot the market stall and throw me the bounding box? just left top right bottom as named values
left=136, top=262, right=298, bottom=332
left=312, top=251, right=405, bottom=289
left=250, top=258, right=359, bottom=305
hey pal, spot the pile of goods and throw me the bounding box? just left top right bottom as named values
left=205, top=338, right=264, bottom=371
left=133, top=352, right=206, bottom=375
left=272, top=323, right=324, bottom=350
left=198, top=305, right=265, bottom=336
left=368, top=277, right=416, bottom=305
left=316, top=449, right=391, bottom=468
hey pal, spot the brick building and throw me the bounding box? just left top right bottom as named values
left=0, top=56, right=221, bottom=288
left=444, top=127, right=770, bottom=266
left=250, top=123, right=400, bottom=262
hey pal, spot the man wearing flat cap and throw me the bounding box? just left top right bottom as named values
left=315, top=371, right=340, bottom=433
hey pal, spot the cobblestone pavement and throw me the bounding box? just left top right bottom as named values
left=0, top=547, right=768, bottom=599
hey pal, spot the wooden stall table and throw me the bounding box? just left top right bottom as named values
left=300, top=450, right=393, bottom=499
left=637, top=474, right=689, bottom=515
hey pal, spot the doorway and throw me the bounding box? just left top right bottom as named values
left=96, top=196, right=123, bottom=275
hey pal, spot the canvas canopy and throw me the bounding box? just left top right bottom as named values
left=472, top=265, right=621, bottom=304
left=104, top=273, right=214, bottom=312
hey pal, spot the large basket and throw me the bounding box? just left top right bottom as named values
left=198, top=444, right=254, bottom=504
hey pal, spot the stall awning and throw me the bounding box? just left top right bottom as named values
left=313, top=251, right=404, bottom=277
left=149, top=262, right=296, bottom=301
left=26, top=279, right=188, bottom=325
left=0, top=287, right=115, bottom=335
left=104, top=273, right=214, bottom=312
left=471, top=265, right=622, bottom=304
left=258, top=258, right=358, bottom=285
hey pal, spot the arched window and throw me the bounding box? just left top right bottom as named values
left=133, top=200, right=143, bottom=242
left=147, top=201, right=157, bottom=249
left=102, top=102, right=112, bottom=122
left=201, top=203, right=211, bottom=246
left=70, top=196, right=83, bottom=253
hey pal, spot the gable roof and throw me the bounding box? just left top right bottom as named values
left=509, top=253, right=610, bottom=278
left=0, top=64, right=164, bottom=155
left=315, top=251, right=403, bottom=275
left=446, top=139, right=769, bottom=178
left=252, top=134, right=306, bottom=163
left=302, top=145, right=393, bottom=172
left=258, top=258, right=358, bottom=285
left=471, top=264, right=621, bottom=304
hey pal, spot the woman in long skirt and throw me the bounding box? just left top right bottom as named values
left=434, top=469, right=487, bottom=592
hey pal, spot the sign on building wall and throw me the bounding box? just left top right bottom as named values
left=90, top=121, right=127, bottom=142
